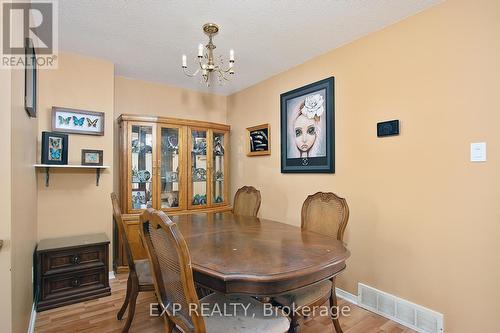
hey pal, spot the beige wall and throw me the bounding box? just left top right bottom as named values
left=1, top=4, right=38, bottom=332
left=113, top=76, right=228, bottom=193
left=227, top=0, right=500, bottom=331
left=37, top=53, right=114, bottom=254
left=10, top=66, right=38, bottom=333
left=0, top=58, right=13, bottom=333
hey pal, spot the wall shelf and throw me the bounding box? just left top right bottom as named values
left=34, top=164, right=110, bottom=187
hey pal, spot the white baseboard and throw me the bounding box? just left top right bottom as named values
left=27, top=302, right=36, bottom=333
left=109, top=271, right=116, bottom=280
left=335, top=287, right=358, bottom=305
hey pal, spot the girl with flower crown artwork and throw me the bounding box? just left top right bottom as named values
left=287, top=92, right=327, bottom=159
left=281, top=77, right=334, bottom=173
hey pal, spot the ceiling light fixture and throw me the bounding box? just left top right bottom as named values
left=182, top=23, right=235, bottom=86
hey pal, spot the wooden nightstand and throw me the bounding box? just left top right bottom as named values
left=35, top=233, right=111, bottom=311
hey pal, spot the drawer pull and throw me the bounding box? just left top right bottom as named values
left=71, top=278, right=81, bottom=288
left=71, top=255, right=80, bottom=265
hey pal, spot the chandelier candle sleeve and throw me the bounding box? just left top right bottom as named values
left=182, top=55, right=187, bottom=68
left=198, top=44, right=204, bottom=57
left=230, top=49, right=235, bottom=62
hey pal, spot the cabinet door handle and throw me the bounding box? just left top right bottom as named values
left=71, top=278, right=81, bottom=288
left=0, top=240, right=3, bottom=251
left=71, top=255, right=80, bottom=265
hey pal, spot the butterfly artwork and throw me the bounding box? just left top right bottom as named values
left=86, top=118, right=98, bottom=127
left=42, top=131, right=68, bottom=165
left=58, top=115, right=71, bottom=125
left=73, top=116, right=85, bottom=126
left=49, top=147, right=61, bottom=160
left=48, top=137, right=62, bottom=161
left=53, top=108, right=104, bottom=135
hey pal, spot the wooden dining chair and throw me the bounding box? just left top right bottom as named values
left=274, top=192, right=349, bottom=333
left=139, top=208, right=290, bottom=333
left=233, top=186, right=261, bottom=217
left=111, top=193, right=155, bottom=333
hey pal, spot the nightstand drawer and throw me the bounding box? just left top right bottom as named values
left=42, top=267, right=107, bottom=300
left=41, top=245, right=106, bottom=274
left=37, top=266, right=111, bottom=311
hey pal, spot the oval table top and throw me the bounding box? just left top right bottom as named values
left=169, top=212, right=350, bottom=296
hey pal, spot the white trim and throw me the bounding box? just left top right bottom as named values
left=109, top=271, right=116, bottom=280
left=335, top=287, right=358, bottom=305
left=27, top=302, right=36, bottom=333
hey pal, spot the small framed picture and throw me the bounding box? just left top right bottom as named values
left=41, top=132, right=68, bottom=165
left=52, top=106, right=105, bottom=136
left=247, top=124, right=271, bottom=156
left=81, top=149, right=103, bottom=166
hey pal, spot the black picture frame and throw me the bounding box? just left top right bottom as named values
left=280, top=77, right=335, bottom=173
left=41, top=132, right=68, bottom=165
left=81, top=149, right=103, bottom=166
left=24, top=38, right=37, bottom=118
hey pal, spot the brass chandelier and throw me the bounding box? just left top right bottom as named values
left=182, top=23, right=235, bottom=86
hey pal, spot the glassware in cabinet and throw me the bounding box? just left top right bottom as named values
left=212, top=131, right=227, bottom=205
left=189, top=129, right=208, bottom=207
left=130, top=124, right=154, bottom=211
left=159, top=126, right=183, bottom=210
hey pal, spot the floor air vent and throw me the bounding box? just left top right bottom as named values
left=357, top=283, right=443, bottom=333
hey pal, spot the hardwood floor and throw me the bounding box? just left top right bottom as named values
left=35, top=274, right=416, bottom=333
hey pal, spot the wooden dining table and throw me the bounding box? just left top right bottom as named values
left=169, top=211, right=350, bottom=297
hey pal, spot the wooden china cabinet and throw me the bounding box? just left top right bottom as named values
left=116, top=114, right=231, bottom=272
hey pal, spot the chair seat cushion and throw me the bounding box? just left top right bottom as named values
left=274, top=280, right=332, bottom=307
left=134, top=259, right=153, bottom=285
left=200, top=293, right=290, bottom=333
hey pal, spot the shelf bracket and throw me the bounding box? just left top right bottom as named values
left=45, top=167, right=50, bottom=187
left=96, top=168, right=101, bottom=186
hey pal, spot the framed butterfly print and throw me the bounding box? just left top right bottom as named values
left=81, top=149, right=103, bottom=166
left=41, top=132, right=68, bottom=165
left=52, top=106, right=105, bottom=136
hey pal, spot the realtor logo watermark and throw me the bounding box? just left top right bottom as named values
left=1, top=0, right=58, bottom=68
left=149, top=302, right=351, bottom=319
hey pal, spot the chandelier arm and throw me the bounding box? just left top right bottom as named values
left=216, top=69, right=230, bottom=82
left=183, top=67, right=201, bottom=77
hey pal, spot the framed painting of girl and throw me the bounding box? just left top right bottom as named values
left=280, top=77, right=334, bottom=173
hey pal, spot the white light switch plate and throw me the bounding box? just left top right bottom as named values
left=470, top=142, right=487, bottom=162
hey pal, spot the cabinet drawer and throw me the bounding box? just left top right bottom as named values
left=41, top=267, right=108, bottom=301
left=41, top=245, right=106, bottom=274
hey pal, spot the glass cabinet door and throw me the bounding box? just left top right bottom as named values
left=158, top=126, right=184, bottom=210
left=189, top=128, right=208, bottom=208
left=211, top=131, right=228, bottom=205
left=129, top=124, right=155, bottom=212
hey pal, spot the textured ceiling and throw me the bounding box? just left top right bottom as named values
left=59, top=0, right=442, bottom=95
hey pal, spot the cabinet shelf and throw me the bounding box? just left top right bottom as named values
left=34, top=164, right=110, bottom=187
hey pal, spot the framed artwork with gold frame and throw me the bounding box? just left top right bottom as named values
left=247, top=123, right=271, bottom=156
